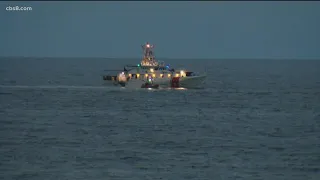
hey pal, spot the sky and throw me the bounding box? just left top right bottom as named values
left=0, top=1, right=319, bottom=59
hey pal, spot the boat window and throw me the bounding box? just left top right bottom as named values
left=186, top=72, right=193, bottom=76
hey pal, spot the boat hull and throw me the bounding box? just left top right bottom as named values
left=103, top=75, right=206, bottom=89
left=141, top=84, right=159, bottom=89
left=179, top=75, right=206, bottom=88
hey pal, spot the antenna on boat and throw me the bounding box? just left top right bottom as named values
left=141, top=42, right=158, bottom=66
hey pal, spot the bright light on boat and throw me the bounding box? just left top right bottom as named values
left=121, top=72, right=124, bottom=75
left=137, top=74, right=140, bottom=78
left=152, top=74, right=156, bottom=77
left=180, top=70, right=186, bottom=77
left=150, top=68, right=154, bottom=73
left=176, top=87, right=187, bottom=90
left=146, top=44, right=150, bottom=48
left=175, top=73, right=180, bottom=77
left=145, top=74, right=148, bottom=77
left=129, top=74, right=132, bottom=77
left=168, top=74, right=171, bottom=77
left=160, top=74, right=163, bottom=78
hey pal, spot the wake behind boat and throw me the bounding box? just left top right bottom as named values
left=103, top=42, right=206, bottom=89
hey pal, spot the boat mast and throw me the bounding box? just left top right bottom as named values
left=141, top=42, right=158, bottom=66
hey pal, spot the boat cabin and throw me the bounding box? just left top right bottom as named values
left=186, top=71, right=196, bottom=77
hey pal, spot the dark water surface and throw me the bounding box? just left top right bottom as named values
left=0, top=58, right=319, bottom=180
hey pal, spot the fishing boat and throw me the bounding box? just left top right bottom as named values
left=103, top=42, right=206, bottom=89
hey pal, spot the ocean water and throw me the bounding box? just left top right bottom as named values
left=0, top=57, right=319, bottom=180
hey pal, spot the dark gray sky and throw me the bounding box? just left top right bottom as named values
left=1, top=1, right=319, bottom=59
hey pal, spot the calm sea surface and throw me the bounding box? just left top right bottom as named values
left=0, top=58, right=319, bottom=180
